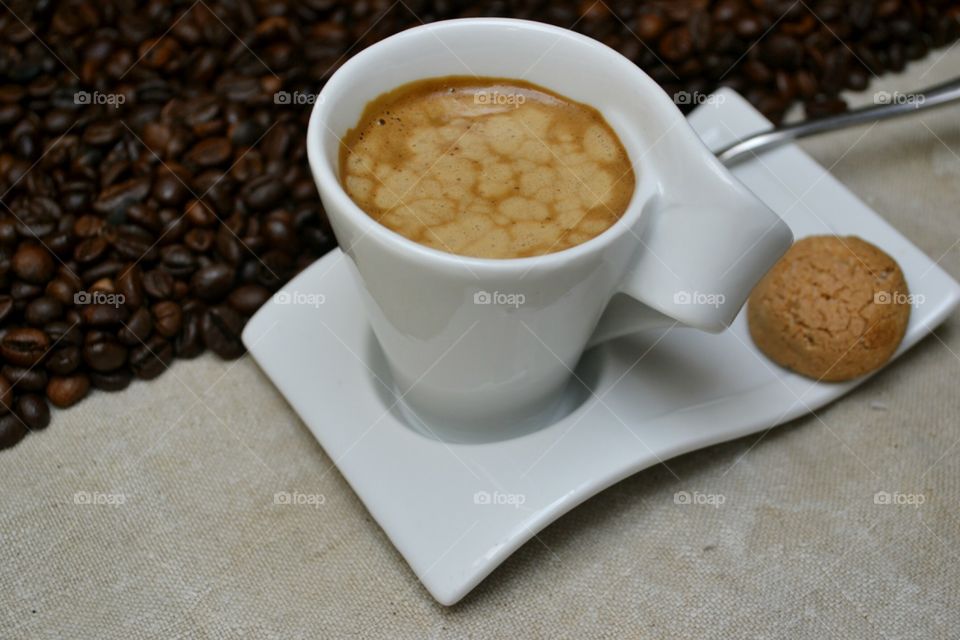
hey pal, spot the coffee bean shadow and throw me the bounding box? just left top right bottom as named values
left=364, top=328, right=600, bottom=445
left=434, top=321, right=958, bottom=611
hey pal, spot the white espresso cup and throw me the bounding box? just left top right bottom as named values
left=307, top=18, right=793, bottom=431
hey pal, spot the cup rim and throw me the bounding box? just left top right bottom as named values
left=307, top=17, right=657, bottom=272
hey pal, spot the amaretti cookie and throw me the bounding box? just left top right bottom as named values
left=747, top=235, right=910, bottom=382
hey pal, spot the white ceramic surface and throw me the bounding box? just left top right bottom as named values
left=307, top=18, right=792, bottom=430
left=243, top=88, right=960, bottom=605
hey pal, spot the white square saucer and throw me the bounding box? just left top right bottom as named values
left=242, top=89, right=960, bottom=605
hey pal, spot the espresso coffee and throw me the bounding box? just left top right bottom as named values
left=339, top=77, right=635, bottom=259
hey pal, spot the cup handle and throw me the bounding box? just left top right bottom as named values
left=587, top=160, right=793, bottom=348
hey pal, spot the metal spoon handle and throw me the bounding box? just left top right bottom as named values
left=715, top=76, right=960, bottom=166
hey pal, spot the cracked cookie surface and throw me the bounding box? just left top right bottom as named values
left=747, top=235, right=910, bottom=382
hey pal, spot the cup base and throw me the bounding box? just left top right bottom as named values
left=393, top=375, right=591, bottom=445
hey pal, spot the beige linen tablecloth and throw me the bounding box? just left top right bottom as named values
left=3, top=47, right=960, bottom=640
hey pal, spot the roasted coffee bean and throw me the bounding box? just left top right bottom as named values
left=43, top=109, right=75, bottom=134
left=14, top=131, right=40, bottom=160
left=93, top=176, right=152, bottom=216
left=735, top=14, right=764, bottom=38
left=47, top=374, right=90, bottom=408
left=185, top=199, right=218, bottom=227
left=11, top=242, right=54, bottom=284
left=88, top=274, right=120, bottom=294
left=127, top=203, right=161, bottom=234
left=636, top=12, right=667, bottom=40
left=243, top=175, right=285, bottom=211
left=167, top=280, right=185, bottom=302
left=90, top=369, right=133, bottom=391
left=45, top=278, right=77, bottom=306
left=3, top=365, right=47, bottom=392
left=0, top=295, right=14, bottom=323
left=253, top=251, right=291, bottom=290
left=159, top=214, right=190, bottom=244
left=0, top=414, right=28, bottom=449
left=1, top=328, right=50, bottom=366
left=24, top=296, right=62, bottom=325
left=83, top=121, right=122, bottom=146
left=44, top=321, right=82, bottom=346
left=215, top=225, right=244, bottom=264
left=185, top=137, right=232, bottom=167
left=152, top=301, right=182, bottom=337
left=659, top=26, right=693, bottom=61
left=202, top=305, right=245, bottom=359
left=139, top=37, right=183, bottom=70
left=191, top=263, right=234, bottom=301
left=160, top=244, right=197, bottom=276
left=0, top=104, right=23, bottom=126
left=175, top=307, right=204, bottom=359
left=11, top=281, right=42, bottom=301
left=45, top=232, right=74, bottom=257
left=116, top=265, right=145, bottom=308
left=768, top=32, right=804, bottom=65
left=142, top=268, right=175, bottom=300
left=184, top=228, right=215, bottom=253
left=846, top=69, right=869, bottom=92
left=79, top=303, right=127, bottom=327
left=129, top=335, right=173, bottom=380
left=0, top=221, right=16, bottom=245
left=16, top=394, right=50, bottom=430
left=227, top=284, right=271, bottom=315
left=111, top=226, right=156, bottom=261
left=153, top=169, right=191, bottom=206
left=264, top=211, right=298, bottom=252
left=118, top=307, right=153, bottom=345
left=262, top=126, right=292, bottom=161
left=45, top=346, right=81, bottom=375
left=83, top=338, right=129, bottom=372
left=0, top=375, right=12, bottom=413
left=74, top=237, right=109, bottom=264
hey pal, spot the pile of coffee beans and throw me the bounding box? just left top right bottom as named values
left=624, top=0, right=960, bottom=121
left=0, top=0, right=957, bottom=449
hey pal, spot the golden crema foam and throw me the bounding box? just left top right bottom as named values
left=339, top=76, right=635, bottom=259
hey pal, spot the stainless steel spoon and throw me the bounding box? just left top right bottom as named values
left=715, top=77, right=960, bottom=166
